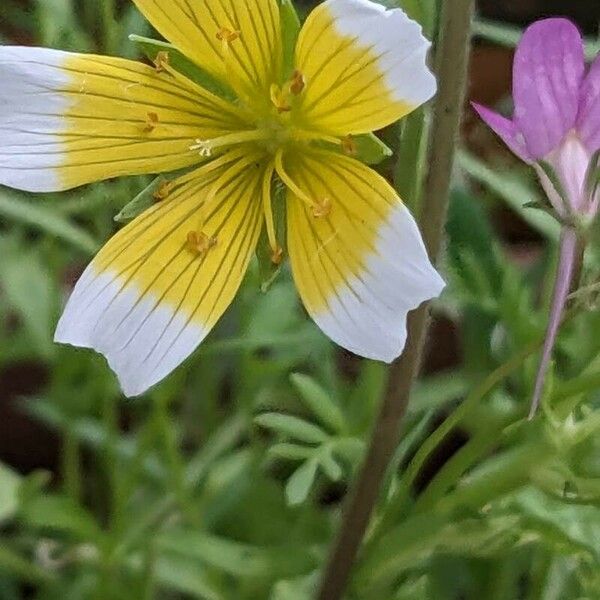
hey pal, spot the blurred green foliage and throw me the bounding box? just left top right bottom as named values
left=1, top=1, right=600, bottom=599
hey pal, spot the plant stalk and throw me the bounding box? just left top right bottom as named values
left=316, top=2, right=475, bottom=598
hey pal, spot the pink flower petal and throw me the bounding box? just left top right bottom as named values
left=471, top=103, right=532, bottom=162
left=577, top=54, right=600, bottom=152
left=513, top=18, right=585, bottom=160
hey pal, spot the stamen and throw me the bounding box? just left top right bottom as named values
left=190, top=130, right=270, bottom=157
left=341, top=135, right=357, bottom=156
left=216, top=27, right=241, bottom=43
left=312, top=198, right=332, bottom=219
left=153, top=180, right=174, bottom=201
left=274, top=149, right=332, bottom=219
left=153, top=51, right=170, bottom=73
left=262, top=163, right=283, bottom=264
left=187, top=231, right=218, bottom=257
left=289, top=70, right=306, bottom=96
left=143, top=112, right=159, bottom=133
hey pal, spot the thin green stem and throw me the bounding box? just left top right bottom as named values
left=316, top=2, right=475, bottom=598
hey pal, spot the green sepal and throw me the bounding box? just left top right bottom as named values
left=584, top=149, right=600, bottom=199
left=537, top=159, right=571, bottom=216
left=318, top=133, right=393, bottom=166
left=279, top=0, right=301, bottom=79
left=255, top=180, right=287, bottom=293
left=129, top=34, right=237, bottom=101
left=114, top=176, right=165, bottom=223
left=352, top=133, right=393, bottom=165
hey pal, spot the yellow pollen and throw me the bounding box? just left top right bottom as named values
left=341, top=135, right=357, bottom=156
left=312, top=198, right=332, bottom=219
left=289, top=70, right=306, bottom=96
left=187, top=231, right=218, bottom=257
left=143, top=112, right=159, bottom=133
left=153, top=180, right=174, bottom=201
left=153, top=51, right=170, bottom=72
left=216, top=27, right=241, bottom=44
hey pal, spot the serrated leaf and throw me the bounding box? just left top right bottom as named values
left=255, top=413, right=329, bottom=444
left=129, top=34, right=236, bottom=101
left=290, top=373, right=346, bottom=433
left=286, top=459, right=318, bottom=506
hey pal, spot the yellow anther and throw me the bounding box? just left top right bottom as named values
left=341, top=135, right=357, bottom=156
left=289, top=70, right=306, bottom=96
left=143, top=112, right=159, bottom=133
left=312, top=198, right=332, bottom=219
left=153, top=51, right=170, bottom=72
left=271, top=245, right=284, bottom=265
left=187, top=231, right=218, bottom=257
left=216, top=27, right=241, bottom=43
left=153, top=180, right=174, bottom=201
left=270, top=84, right=291, bottom=113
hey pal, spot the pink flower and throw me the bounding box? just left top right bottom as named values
left=472, top=18, right=600, bottom=415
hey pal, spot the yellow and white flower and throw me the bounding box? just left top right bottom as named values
left=0, top=0, right=444, bottom=396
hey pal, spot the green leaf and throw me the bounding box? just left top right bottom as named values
left=511, top=487, right=600, bottom=561
left=280, top=0, right=301, bottom=78
left=286, top=459, right=318, bottom=506
left=290, top=373, right=346, bottom=433
left=0, top=241, right=56, bottom=358
left=0, top=192, right=99, bottom=254
left=318, top=448, right=343, bottom=482
left=20, top=494, right=102, bottom=541
left=158, top=530, right=311, bottom=579
left=457, top=150, right=560, bottom=241
left=255, top=413, right=329, bottom=444
left=0, top=463, right=21, bottom=524
left=129, top=34, right=236, bottom=101
left=114, top=176, right=165, bottom=223
left=268, top=443, right=315, bottom=461
left=152, top=553, right=222, bottom=600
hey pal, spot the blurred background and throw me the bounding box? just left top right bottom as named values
left=1, top=1, right=600, bottom=599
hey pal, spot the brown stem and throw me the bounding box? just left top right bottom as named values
left=316, top=2, right=475, bottom=598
